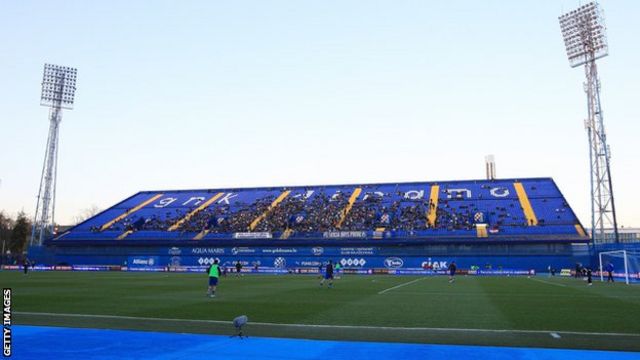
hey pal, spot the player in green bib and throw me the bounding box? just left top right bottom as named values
left=207, top=259, right=221, bottom=298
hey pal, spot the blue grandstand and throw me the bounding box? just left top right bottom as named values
left=36, top=177, right=591, bottom=271
left=54, top=177, right=586, bottom=243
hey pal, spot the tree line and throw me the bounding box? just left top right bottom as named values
left=0, top=211, right=31, bottom=256
left=0, top=205, right=102, bottom=263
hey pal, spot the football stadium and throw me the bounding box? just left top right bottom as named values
left=2, top=1, right=640, bottom=359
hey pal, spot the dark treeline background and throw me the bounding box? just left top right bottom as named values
left=0, top=211, right=31, bottom=259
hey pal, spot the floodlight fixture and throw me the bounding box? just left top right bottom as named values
left=41, top=63, right=77, bottom=109
left=31, top=64, right=78, bottom=246
left=557, top=2, right=619, bottom=244
left=559, top=2, right=608, bottom=68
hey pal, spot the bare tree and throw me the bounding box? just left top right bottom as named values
left=10, top=211, right=30, bottom=254
left=72, top=205, right=102, bottom=225
left=0, top=211, right=15, bottom=259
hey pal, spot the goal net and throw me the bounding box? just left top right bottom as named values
left=599, top=250, right=640, bottom=285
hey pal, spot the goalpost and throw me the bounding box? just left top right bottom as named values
left=598, top=250, right=640, bottom=285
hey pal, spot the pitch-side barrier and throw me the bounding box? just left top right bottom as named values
left=1, top=264, right=539, bottom=276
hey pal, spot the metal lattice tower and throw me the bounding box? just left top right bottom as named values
left=559, top=2, right=619, bottom=243
left=31, top=64, right=77, bottom=246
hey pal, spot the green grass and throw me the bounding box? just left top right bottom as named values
left=3, top=271, right=640, bottom=351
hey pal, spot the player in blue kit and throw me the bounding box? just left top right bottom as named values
left=605, top=262, right=615, bottom=283
left=448, top=261, right=457, bottom=283
left=320, top=260, right=334, bottom=288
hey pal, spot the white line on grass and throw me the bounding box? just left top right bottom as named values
left=377, top=277, right=425, bottom=294
left=16, top=311, right=640, bottom=338
left=528, top=277, right=568, bottom=288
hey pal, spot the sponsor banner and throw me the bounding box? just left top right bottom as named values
left=560, top=269, right=572, bottom=277
left=169, top=255, right=182, bottom=267
left=231, top=247, right=256, bottom=255
left=343, top=269, right=373, bottom=275
left=72, top=265, right=120, bottom=271
left=191, top=248, right=224, bottom=255
left=168, top=266, right=206, bottom=273
left=233, top=232, right=272, bottom=239
left=273, top=257, right=287, bottom=269
left=339, top=247, right=376, bottom=256
left=468, top=269, right=536, bottom=276
left=295, top=268, right=321, bottom=274
left=54, top=265, right=72, bottom=271
left=384, top=257, right=404, bottom=268
left=166, top=266, right=298, bottom=274
left=125, top=266, right=167, bottom=272
left=20, top=246, right=593, bottom=272
left=128, top=256, right=159, bottom=268
left=32, top=265, right=54, bottom=271
left=221, top=260, right=252, bottom=267
left=594, top=271, right=640, bottom=280
left=197, top=257, right=221, bottom=266
left=388, top=269, right=533, bottom=276
left=295, top=260, right=323, bottom=267
left=323, top=231, right=366, bottom=239
left=251, top=268, right=289, bottom=274
left=1, top=266, right=20, bottom=270
left=420, top=259, right=449, bottom=270
left=261, top=248, right=298, bottom=254
left=389, top=269, right=448, bottom=275
left=339, top=258, right=367, bottom=267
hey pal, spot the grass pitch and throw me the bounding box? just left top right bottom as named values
left=3, top=271, right=640, bottom=351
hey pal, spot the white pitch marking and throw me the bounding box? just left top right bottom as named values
left=529, top=277, right=568, bottom=288
left=378, top=277, right=425, bottom=294
left=14, top=312, right=640, bottom=338
left=550, top=332, right=561, bottom=339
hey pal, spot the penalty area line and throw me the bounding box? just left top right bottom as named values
left=378, top=277, right=425, bottom=294
left=14, top=311, right=640, bottom=338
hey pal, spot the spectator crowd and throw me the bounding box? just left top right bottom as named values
left=92, top=185, right=572, bottom=236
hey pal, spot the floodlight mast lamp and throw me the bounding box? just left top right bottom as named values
left=559, top=2, right=619, bottom=244
left=31, top=64, right=77, bottom=246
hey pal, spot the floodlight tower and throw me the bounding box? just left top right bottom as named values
left=31, top=64, right=77, bottom=246
left=559, top=2, right=619, bottom=243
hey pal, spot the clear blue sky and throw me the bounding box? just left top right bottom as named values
left=0, top=0, right=638, bottom=227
